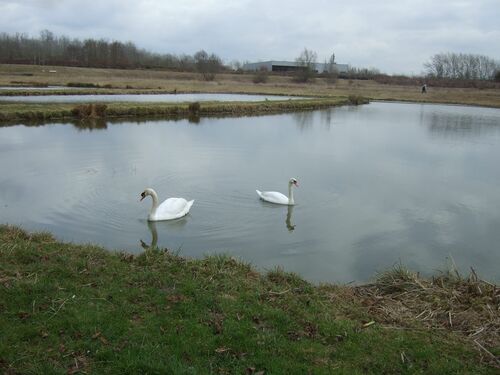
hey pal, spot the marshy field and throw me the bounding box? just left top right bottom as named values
left=1, top=63, right=499, bottom=105
left=1, top=63, right=499, bottom=373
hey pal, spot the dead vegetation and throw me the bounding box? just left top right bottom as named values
left=355, top=264, right=500, bottom=367
left=70, top=103, right=107, bottom=118
left=1, top=64, right=499, bottom=108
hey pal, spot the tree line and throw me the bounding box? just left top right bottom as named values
left=1, top=31, right=498, bottom=83
left=424, top=52, right=498, bottom=80
left=0, top=30, right=224, bottom=73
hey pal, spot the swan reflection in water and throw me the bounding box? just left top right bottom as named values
left=140, top=221, right=158, bottom=249
left=140, top=203, right=295, bottom=250
left=258, top=199, right=297, bottom=232
left=286, top=205, right=296, bottom=232
left=140, top=218, right=188, bottom=250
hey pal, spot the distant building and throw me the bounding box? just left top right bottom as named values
left=242, top=60, right=349, bottom=74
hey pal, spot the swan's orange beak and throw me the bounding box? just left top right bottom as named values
left=294, top=181, right=299, bottom=187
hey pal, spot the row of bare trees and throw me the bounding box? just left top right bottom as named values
left=0, top=30, right=224, bottom=76
left=2, top=31, right=498, bottom=83
left=424, top=52, right=498, bottom=80
left=293, top=48, right=499, bottom=83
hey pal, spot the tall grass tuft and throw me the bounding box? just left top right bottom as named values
left=71, top=103, right=107, bottom=118
left=348, top=95, right=367, bottom=105
left=252, top=69, right=269, bottom=84
left=188, top=101, right=201, bottom=114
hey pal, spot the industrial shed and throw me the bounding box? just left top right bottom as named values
left=242, top=60, right=349, bottom=74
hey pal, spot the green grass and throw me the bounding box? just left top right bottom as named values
left=0, top=225, right=496, bottom=374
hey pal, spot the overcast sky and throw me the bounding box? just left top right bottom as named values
left=1, top=0, right=499, bottom=74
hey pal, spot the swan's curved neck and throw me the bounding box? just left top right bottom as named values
left=149, top=190, right=160, bottom=215
left=288, top=183, right=295, bottom=205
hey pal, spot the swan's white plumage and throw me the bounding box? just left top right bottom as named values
left=141, top=188, right=194, bottom=221
left=256, top=190, right=290, bottom=205
left=256, top=178, right=298, bottom=206
left=150, top=197, right=194, bottom=221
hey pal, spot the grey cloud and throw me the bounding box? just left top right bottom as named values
left=0, top=0, right=499, bottom=73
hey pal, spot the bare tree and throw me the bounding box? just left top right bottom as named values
left=229, top=59, right=244, bottom=72
left=424, top=52, right=499, bottom=80
left=194, top=50, right=223, bottom=81
left=324, top=52, right=338, bottom=84
left=39, top=29, right=54, bottom=65
left=294, top=48, right=317, bottom=83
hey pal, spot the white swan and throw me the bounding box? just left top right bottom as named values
left=140, top=188, right=194, bottom=221
left=256, top=178, right=298, bottom=205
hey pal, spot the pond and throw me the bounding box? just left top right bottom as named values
left=1, top=102, right=499, bottom=284
left=0, top=93, right=300, bottom=103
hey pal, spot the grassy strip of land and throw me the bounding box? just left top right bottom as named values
left=0, top=225, right=498, bottom=374
left=0, top=97, right=363, bottom=124
left=1, top=64, right=500, bottom=108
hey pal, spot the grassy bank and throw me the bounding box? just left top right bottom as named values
left=1, top=64, right=500, bottom=108
left=0, top=225, right=497, bottom=374
left=0, top=97, right=361, bottom=124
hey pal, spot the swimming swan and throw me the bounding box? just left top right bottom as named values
left=256, top=178, right=298, bottom=205
left=140, top=188, right=194, bottom=221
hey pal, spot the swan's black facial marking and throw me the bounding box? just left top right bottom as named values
left=140, top=191, right=146, bottom=201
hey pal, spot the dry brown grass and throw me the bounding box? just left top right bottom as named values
left=1, top=64, right=499, bottom=108
left=355, top=265, right=500, bottom=367
left=71, top=103, right=107, bottom=118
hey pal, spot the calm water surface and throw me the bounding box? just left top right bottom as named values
left=0, top=93, right=300, bottom=103
left=1, top=102, right=499, bottom=283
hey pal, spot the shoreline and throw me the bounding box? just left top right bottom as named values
left=0, top=224, right=498, bottom=373
left=0, top=96, right=365, bottom=123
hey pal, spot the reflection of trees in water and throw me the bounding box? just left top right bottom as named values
left=73, top=115, right=203, bottom=131
left=74, top=118, right=108, bottom=131
left=188, top=114, right=201, bottom=124
left=292, top=111, right=314, bottom=130
left=425, top=112, right=500, bottom=139
left=0, top=114, right=201, bottom=130
left=2, top=118, right=110, bottom=131
left=319, top=108, right=334, bottom=129
left=292, top=108, right=336, bottom=130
